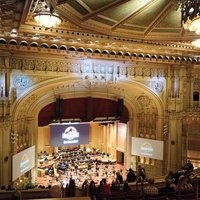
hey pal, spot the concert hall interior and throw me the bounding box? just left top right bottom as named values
left=0, top=0, right=200, bottom=198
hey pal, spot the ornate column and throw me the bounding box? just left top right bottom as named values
left=5, top=56, right=10, bottom=97
left=168, top=114, right=183, bottom=171
left=0, top=123, right=13, bottom=187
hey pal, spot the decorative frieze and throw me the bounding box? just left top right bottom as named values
left=193, top=78, right=200, bottom=90
left=10, top=57, right=168, bottom=79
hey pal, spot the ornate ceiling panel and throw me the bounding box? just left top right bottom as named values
left=47, top=0, right=197, bottom=41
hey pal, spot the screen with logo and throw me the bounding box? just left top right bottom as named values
left=50, top=123, right=90, bottom=147
left=131, top=137, right=163, bottom=160
left=12, top=145, right=35, bottom=181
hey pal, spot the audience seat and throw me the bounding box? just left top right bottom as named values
left=47, top=185, right=62, bottom=198
left=107, top=191, right=126, bottom=200
left=125, top=190, right=141, bottom=199
left=144, top=194, right=167, bottom=200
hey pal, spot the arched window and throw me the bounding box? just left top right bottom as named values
left=60, top=45, right=67, bottom=50
left=9, top=39, right=17, bottom=45
left=20, top=41, right=28, bottom=46
left=41, top=43, right=49, bottom=48
left=94, top=49, right=101, bottom=54
left=30, top=42, right=38, bottom=47
left=77, top=48, right=84, bottom=52
left=50, top=44, right=58, bottom=49
left=0, top=38, right=7, bottom=44
left=68, top=47, right=76, bottom=51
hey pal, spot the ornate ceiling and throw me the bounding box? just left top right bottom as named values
left=49, top=0, right=197, bottom=41
left=0, top=0, right=200, bottom=56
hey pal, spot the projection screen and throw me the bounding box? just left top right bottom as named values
left=131, top=137, right=164, bottom=160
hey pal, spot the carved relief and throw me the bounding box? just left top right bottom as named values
left=135, top=67, right=143, bottom=76
left=143, top=68, right=151, bottom=77
left=137, top=94, right=157, bottom=140
left=119, top=66, right=127, bottom=76
left=11, top=58, right=22, bottom=69
left=10, top=57, right=168, bottom=81
left=150, top=68, right=158, bottom=77
left=137, top=94, right=151, bottom=108
left=127, top=66, right=135, bottom=76
left=154, top=81, right=163, bottom=93
left=193, top=78, right=200, bottom=91
left=13, top=75, right=30, bottom=89
left=148, top=80, right=164, bottom=93
left=35, top=60, right=46, bottom=71
left=22, top=59, right=35, bottom=70
left=82, top=80, right=99, bottom=89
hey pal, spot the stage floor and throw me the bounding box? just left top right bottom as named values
left=36, top=162, right=127, bottom=188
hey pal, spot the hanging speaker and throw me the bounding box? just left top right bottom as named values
left=116, top=98, right=124, bottom=117
left=55, top=98, right=63, bottom=120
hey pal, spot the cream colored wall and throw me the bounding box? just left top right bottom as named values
left=38, top=126, right=53, bottom=155
left=89, top=123, right=103, bottom=151
left=116, top=123, right=126, bottom=151
left=108, top=123, right=117, bottom=159
left=89, top=123, right=119, bottom=160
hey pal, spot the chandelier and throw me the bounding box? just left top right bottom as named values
left=191, top=39, right=200, bottom=48
left=33, top=11, right=62, bottom=28
left=181, top=0, right=200, bottom=34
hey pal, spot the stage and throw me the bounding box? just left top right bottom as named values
left=36, top=147, right=126, bottom=189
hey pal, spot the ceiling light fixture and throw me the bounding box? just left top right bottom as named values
left=191, top=39, right=200, bottom=48
left=33, top=0, right=62, bottom=29
left=181, top=0, right=200, bottom=34
left=33, top=11, right=62, bottom=28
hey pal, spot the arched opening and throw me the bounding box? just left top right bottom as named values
left=36, top=97, right=129, bottom=187
left=10, top=77, right=165, bottom=191
left=41, top=43, right=49, bottom=48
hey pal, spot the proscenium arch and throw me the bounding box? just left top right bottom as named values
left=11, top=76, right=165, bottom=171
left=12, top=76, right=164, bottom=121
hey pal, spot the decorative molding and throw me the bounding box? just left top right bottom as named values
left=0, top=37, right=199, bottom=65
left=16, top=94, right=37, bottom=120
left=193, top=78, right=200, bottom=91
left=10, top=57, right=168, bottom=79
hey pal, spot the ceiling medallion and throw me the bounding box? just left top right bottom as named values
left=181, top=0, right=200, bottom=34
